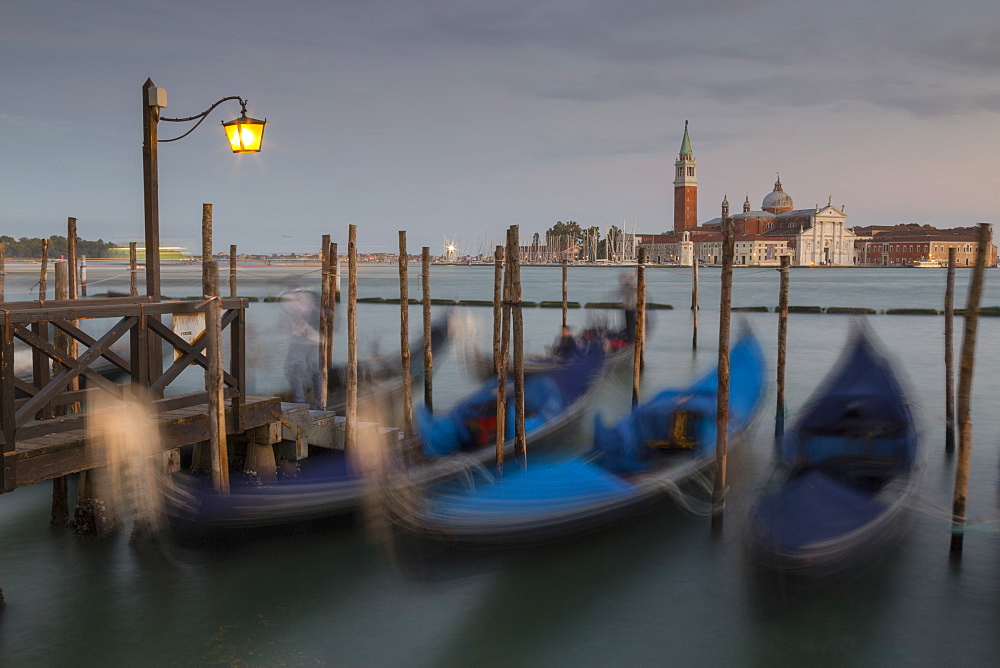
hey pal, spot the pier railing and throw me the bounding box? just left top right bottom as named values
left=0, top=296, right=247, bottom=491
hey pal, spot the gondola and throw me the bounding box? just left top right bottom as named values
left=395, top=330, right=765, bottom=545
left=746, top=330, right=919, bottom=577
left=165, top=324, right=611, bottom=536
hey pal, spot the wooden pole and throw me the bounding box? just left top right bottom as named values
left=511, top=226, right=526, bottom=462
left=399, top=231, right=413, bottom=438
left=421, top=247, right=433, bottom=412
left=201, top=204, right=212, bottom=267
left=493, top=245, right=504, bottom=375
left=79, top=255, right=87, bottom=297
left=496, top=230, right=513, bottom=473
left=39, top=239, right=49, bottom=302
left=142, top=78, right=161, bottom=302
left=632, top=248, right=647, bottom=407
left=334, top=249, right=342, bottom=303
left=775, top=255, right=790, bottom=438
left=712, top=214, right=735, bottom=532
left=944, top=246, right=957, bottom=453
left=203, top=261, right=230, bottom=494
left=318, top=234, right=332, bottom=409
left=67, top=217, right=78, bottom=299
left=950, top=223, right=990, bottom=557
left=0, top=241, right=5, bottom=302
left=561, top=258, right=568, bottom=329
left=345, top=225, right=358, bottom=453
left=51, top=261, right=69, bottom=525
left=129, top=242, right=138, bottom=297
left=692, top=253, right=699, bottom=349
left=229, top=244, right=238, bottom=298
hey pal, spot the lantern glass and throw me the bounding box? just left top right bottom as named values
left=222, top=114, right=266, bottom=153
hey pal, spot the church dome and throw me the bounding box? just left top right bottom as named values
left=762, top=176, right=793, bottom=214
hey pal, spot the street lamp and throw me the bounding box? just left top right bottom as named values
left=141, top=78, right=267, bottom=301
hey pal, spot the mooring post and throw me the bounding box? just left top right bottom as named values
left=39, top=238, right=49, bottom=302
left=561, top=258, right=568, bottom=329
left=398, top=231, right=413, bottom=439
left=0, top=241, right=5, bottom=302
left=203, top=261, right=230, bottom=494
left=950, top=223, right=990, bottom=557
left=511, top=226, right=526, bottom=463
left=632, top=248, right=647, bottom=407
left=129, top=242, right=138, bottom=297
left=67, top=217, right=77, bottom=299
left=775, top=255, right=790, bottom=439
left=51, top=261, right=70, bottom=526
left=712, top=214, right=735, bottom=533
left=201, top=204, right=212, bottom=268
left=318, top=234, right=331, bottom=409
left=692, top=253, right=699, bottom=350
left=496, top=230, right=514, bottom=474
left=79, top=255, right=87, bottom=297
left=334, top=247, right=342, bottom=303
left=944, top=246, right=957, bottom=453
left=493, top=246, right=504, bottom=376
left=421, top=246, right=433, bottom=412
left=345, top=225, right=358, bottom=453
left=229, top=244, right=238, bottom=299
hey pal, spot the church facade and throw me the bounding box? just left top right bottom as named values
left=638, top=125, right=857, bottom=266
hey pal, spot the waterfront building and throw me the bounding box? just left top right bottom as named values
left=852, top=225, right=997, bottom=267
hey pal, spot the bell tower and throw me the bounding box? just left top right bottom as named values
left=673, top=121, right=698, bottom=235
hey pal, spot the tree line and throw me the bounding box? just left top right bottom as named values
left=0, top=235, right=118, bottom=259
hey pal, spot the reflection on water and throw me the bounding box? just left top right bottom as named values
left=2, top=264, right=1000, bottom=664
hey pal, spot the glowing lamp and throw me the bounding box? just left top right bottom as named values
left=222, top=105, right=267, bottom=153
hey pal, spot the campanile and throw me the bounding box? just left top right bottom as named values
left=673, top=121, right=698, bottom=235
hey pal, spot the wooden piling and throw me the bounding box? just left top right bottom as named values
left=79, top=255, right=87, bottom=297
left=562, top=258, right=569, bottom=329
left=510, top=227, right=526, bottom=462
left=692, top=254, right=699, bottom=349
left=493, top=246, right=504, bottom=375
left=632, top=248, right=647, bottom=408
left=0, top=241, right=5, bottom=302
left=318, top=235, right=331, bottom=409
left=201, top=204, right=212, bottom=266
left=67, top=217, right=78, bottom=299
left=775, top=255, right=790, bottom=438
left=345, top=225, right=358, bottom=453
left=950, top=223, right=990, bottom=557
left=399, top=232, right=413, bottom=438
left=229, top=245, right=238, bottom=298
left=944, top=247, right=957, bottom=453
left=51, top=261, right=70, bottom=525
left=203, top=261, right=230, bottom=494
left=496, top=231, right=513, bottom=473
left=422, top=247, right=433, bottom=412
left=39, top=239, right=48, bottom=302
left=712, top=215, right=736, bottom=532
left=129, top=242, right=138, bottom=297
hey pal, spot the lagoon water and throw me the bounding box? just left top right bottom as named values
left=2, top=262, right=1000, bottom=665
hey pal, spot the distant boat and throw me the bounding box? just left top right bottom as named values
left=396, top=330, right=765, bottom=545
left=746, top=330, right=920, bottom=578
left=911, top=258, right=942, bottom=268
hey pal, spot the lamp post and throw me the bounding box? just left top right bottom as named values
left=141, top=78, right=266, bottom=301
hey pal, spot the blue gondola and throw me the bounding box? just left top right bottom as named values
left=746, top=330, right=920, bottom=577
left=398, top=330, right=766, bottom=544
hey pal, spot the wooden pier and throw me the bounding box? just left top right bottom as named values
left=0, top=295, right=283, bottom=493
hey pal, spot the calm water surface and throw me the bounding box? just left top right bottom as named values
left=2, top=263, right=999, bottom=666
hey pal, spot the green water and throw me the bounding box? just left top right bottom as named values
left=2, top=264, right=999, bottom=665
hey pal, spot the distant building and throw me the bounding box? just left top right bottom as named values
left=853, top=225, right=997, bottom=267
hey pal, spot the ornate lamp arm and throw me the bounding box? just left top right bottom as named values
left=158, top=96, right=248, bottom=143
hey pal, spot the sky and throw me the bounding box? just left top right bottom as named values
left=2, top=0, right=999, bottom=255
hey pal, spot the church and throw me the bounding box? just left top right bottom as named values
left=639, top=124, right=857, bottom=266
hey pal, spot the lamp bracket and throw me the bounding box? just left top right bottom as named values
left=158, top=96, right=247, bottom=143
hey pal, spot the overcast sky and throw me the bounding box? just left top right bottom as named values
left=2, top=0, right=998, bottom=254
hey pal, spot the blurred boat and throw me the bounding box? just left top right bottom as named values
left=165, top=322, right=610, bottom=536
left=397, top=330, right=765, bottom=545
left=746, top=330, right=919, bottom=577
left=415, top=340, right=610, bottom=462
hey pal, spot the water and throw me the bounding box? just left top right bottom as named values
left=2, top=263, right=1000, bottom=665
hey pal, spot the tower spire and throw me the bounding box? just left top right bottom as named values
left=673, top=121, right=698, bottom=235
